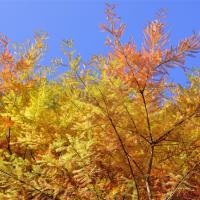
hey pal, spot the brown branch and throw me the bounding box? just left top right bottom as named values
left=154, top=110, right=197, bottom=144
left=106, top=76, right=151, bottom=145
left=6, top=127, right=12, bottom=155
left=70, top=69, right=140, bottom=199
left=94, top=85, right=140, bottom=199
left=108, top=116, right=140, bottom=200
left=117, top=49, right=155, bottom=199
left=165, top=161, right=200, bottom=200
left=140, top=90, right=153, bottom=142
left=123, top=104, right=151, bottom=144
left=145, top=145, right=154, bottom=200
left=139, top=90, right=154, bottom=200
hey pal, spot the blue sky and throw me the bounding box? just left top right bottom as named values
left=0, top=0, right=200, bottom=84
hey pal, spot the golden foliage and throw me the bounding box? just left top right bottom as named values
left=0, top=5, right=199, bottom=200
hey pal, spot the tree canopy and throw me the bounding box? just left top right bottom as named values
left=0, top=5, right=199, bottom=200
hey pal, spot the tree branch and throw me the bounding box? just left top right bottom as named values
left=165, top=161, right=200, bottom=200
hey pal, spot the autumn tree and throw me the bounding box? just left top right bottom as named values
left=0, top=4, right=199, bottom=200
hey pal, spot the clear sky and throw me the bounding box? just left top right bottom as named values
left=0, top=0, right=200, bottom=85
